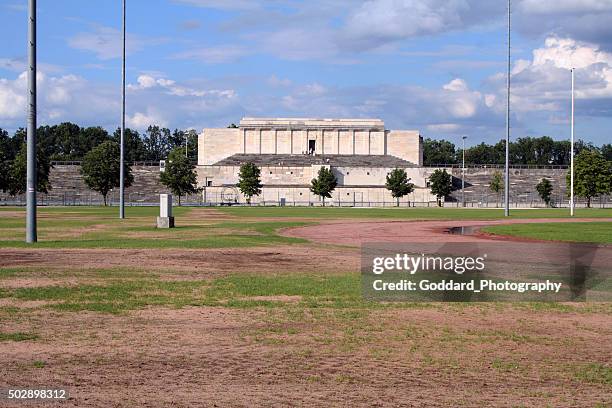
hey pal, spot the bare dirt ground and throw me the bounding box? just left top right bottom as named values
left=1, top=304, right=610, bottom=407
left=1, top=216, right=611, bottom=407
left=283, top=217, right=612, bottom=245
left=0, top=246, right=357, bottom=276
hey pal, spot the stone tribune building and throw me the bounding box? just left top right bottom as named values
left=197, top=117, right=436, bottom=205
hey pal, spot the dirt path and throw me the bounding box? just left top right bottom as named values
left=283, top=217, right=612, bottom=245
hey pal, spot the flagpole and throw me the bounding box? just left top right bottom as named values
left=570, top=68, right=575, bottom=216
left=504, top=0, right=511, bottom=217
left=119, top=0, right=126, bottom=218
left=26, top=0, right=37, bottom=243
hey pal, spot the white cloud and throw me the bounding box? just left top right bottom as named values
left=127, top=111, right=168, bottom=129
left=518, top=0, right=612, bottom=15
left=0, top=68, right=240, bottom=132
left=343, top=0, right=470, bottom=47
left=532, top=37, right=612, bottom=70
left=127, top=74, right=236, bottom=100
left=504, top=37, right=612, bottom=108
left=427, top=123, right=461, bottom=132
left=0, top=72, right=27, bottom=120
left=443, top=78, right=468, bottom=92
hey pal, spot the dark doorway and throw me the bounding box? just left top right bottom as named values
left=308, top=140, right=316, bottom=154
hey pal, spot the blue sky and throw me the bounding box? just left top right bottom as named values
left=1, top=0, right=611, bottom=146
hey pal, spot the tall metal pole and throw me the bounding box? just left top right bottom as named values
left=26, top=0, right=37, bottom=243
left=504, top=0, right=511, bottom=217
left=462, top=136, right=467, bottom=207
left=119, top=0, right=126, bottom=218
left=570, top=68, right=575, bottom=216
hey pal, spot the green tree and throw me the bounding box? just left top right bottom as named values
left=428, top=169, right=452, bottom=207
left=385, top=168, right=415, bottom=206
left=237, top=162, right=262, bottom=205
left=0, top=128, right=13, bottom=192
left=8, top=143, right=52, bottom=196
left=567, top=150, right=612, bottom=208
left=310, top=167, right=337, bottom=206
left=423, top=138, right=457, bottom=165
left=552, top=140, right=571, bottom=165
left=159, top=148, right=201, bottom=205
left=143, top=125, right=171, bottom=161
left=167, top=129, right=198, bottom=160
left=465, top=142, right=503, bottom=165
left=489, top=171, right=504, bottom=207
left=602, top=143, right=612, bottom=161
left=536, top=178, right=553, bottom=207
left=113, top=127, right=147, bottom=162
left=81, top=141, right=134, bottom=206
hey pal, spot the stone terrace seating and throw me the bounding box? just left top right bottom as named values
left=213, top=154, right=417, bottom=168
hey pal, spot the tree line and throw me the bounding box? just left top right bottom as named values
left=0, top=123, right=199, bottom=203
left=0, top=123, right=198, bottom=163
left=423, top=136, right=612, bottom=166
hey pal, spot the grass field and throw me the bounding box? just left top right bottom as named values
left=0, top=206, right=610, bottom=406
left=483, top=222, right=612, bottom=244
left=0, top=206, right=610, bottom=249
left=0, top=206, right=308, bottom=248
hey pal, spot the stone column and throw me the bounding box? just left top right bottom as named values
left=259, top=128, right=262, bottom=154
left=352, top=129, right=356, bottom=155
left=337, top=129, right=340, bottom=155
left=274, top=129, right=278, bottom=154
left=243, top=128, right=246, bottom=154
left=321, top=130, right=325, bottom=155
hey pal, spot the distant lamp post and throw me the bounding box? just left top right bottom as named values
left=570, top=68, right=575, bottom=216
left=462, top=136, right=467, bottom=207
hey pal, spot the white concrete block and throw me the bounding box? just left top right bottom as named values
left=160, top=194, right=173, bottom=218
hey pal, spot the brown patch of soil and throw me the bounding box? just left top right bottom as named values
left=284, top=218, right=612, bottom=246
left=0, top=246, right=359, bottom=277
left=0, top=305, right=609, bottom=407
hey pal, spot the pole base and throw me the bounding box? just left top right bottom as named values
left=156, top=217, right=175, bottom=229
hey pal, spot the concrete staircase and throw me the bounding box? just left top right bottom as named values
left=214, top=154, right=418, bottom=168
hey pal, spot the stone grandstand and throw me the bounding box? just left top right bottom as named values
left=1, top=162, right=608, bottom=207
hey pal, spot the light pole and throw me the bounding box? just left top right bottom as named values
left=26, top=0, right=37, bottom=243
left=119, top=0, right=126, bottom=219
left=185, top=132, right=189, bottom=158
left=462, top=136, right=467, bottom=207
left=570, top=68, right=575, bottom=216
left=504, top=0, right=511, bottom=217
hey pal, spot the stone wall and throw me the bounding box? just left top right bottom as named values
left=0, top=164, right=201, bottom=206
left=2, top=163, right=608, bottom=207
left=425, top=166, right=586, bottom=207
